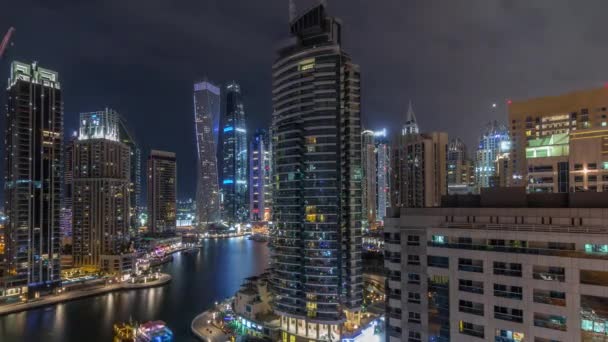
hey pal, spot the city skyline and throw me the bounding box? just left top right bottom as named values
left=4, top=1, right=608, bottom=199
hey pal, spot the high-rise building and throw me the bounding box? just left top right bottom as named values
left=61, top=134, right=77, bottom=239
left=375, top=130, right=391, bottom=223
left=220, top=82, right=248, bottom=224
left=402, top=101, right=419, bottom=136
left=271, top=4, right=363, bottom=340
left=385, top=188, right=608, bottom=342
left=3, top=61, right=63, bottom=297
left=249, top=129, right=272, bottom=222
left=72, top=109, right=131, bottom=268
left=361, top=130, right=377, bottom=227
left=193, top=80, right=221, bottom=227
left=509, top=87, right=608, bottom=192
left=447, top=137, right=475, bottom=194
left=176, top=198, right=196, bottom=227
left=147, top=150, right=177, bottom=233
left=475, top=120, right=510, bottom=189
left=118, top=116, right=141, bottom=235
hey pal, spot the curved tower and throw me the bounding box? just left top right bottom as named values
left=271, top=4, right=363, bottom=340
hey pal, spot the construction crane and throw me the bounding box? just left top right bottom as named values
left=0, top=27, right=15, bottom=60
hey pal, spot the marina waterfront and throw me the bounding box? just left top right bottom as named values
left=0, top=238, right=270, bottom=342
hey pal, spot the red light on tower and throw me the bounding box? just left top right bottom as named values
left=507, top=99, right=512, bottom=105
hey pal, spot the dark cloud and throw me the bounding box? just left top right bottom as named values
left=1, top=0, right=608, bottom=199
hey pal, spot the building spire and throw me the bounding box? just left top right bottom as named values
left=289, top=0, right=296, bottom=22
left=402, top=100, right=419, bottom=136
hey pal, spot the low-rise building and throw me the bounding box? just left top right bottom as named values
left=385, top=188, right=608, bottom=342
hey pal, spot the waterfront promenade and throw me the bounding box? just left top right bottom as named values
left=0, top=273, right=171, bottom=316
left=191, top=299, right=233, bottom=342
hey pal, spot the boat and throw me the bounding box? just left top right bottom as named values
left=113, top=320, right=173, bottom=342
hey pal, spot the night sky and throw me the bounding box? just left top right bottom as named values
left=1, top=0, right=608, bottom=200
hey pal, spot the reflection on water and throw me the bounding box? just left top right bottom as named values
left=0, top=238, right=269, bottom=342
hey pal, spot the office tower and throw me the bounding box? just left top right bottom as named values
left=3, top=61, right=62, bottom=297
left=375, top=129, right=391, bottom=223
left=250, top=129, right=272, bottom=222
left=193, top=80, right=221, bottom=227
left=385, top=188, right=608, bottom=342
left=361, top=130, right=377, bottom=227
left=176, top=198, right=196, bottom=227
left=220, top=82, right=249, bottom=224
left=271, top=4, right=363, bottom=340
left=402, top=101, right=419, bottom=136
left=61, top=135, right=76, bottom=239
left=391, top=131, right=448, bottom=208
left=475, top=120, right=510, bottom=189
left=147, top=150, right=177, bottom=233
left=447, top=137, right=476, bottom=194
left=72, top=109, right=131, bottom=268
left=510, top=87, right=608, bottom=192
left=118, top=116, right=141, bottom=235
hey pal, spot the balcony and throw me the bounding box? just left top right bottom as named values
left=533, top=313, right=567, bottom=331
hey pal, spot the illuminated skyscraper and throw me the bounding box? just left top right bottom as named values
left=220, top=82, right=248, bottom=224
left=447, top=137, right=475, bottom=194
left=3, top=61, right=63, bottom=297
left=72, top=109, right=131, bottom=268
left=193, top=80, right=221, bottom=227
left=249, top=129, right=272, bottom=222
left=374, top=129, right=391, bottom=222
left=147, top=150, right=177, bottom=233
left=475, top=120, right=510, bottom=189
left=271, top=4, right=363, bottom=340
left=118, top=116, right=141, bottom=235
left=361, top=130, right=377, bottom=227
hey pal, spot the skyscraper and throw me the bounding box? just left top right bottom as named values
left=271, top=4, right=363, bottom=340
left=193, top=80, right=221, bottom=227
left=3, top=61, right=63, bottom=297
left=402, top=101, right=419, bottom=136
left=447, top=137, right=475, bottom=194
left=361, top=130, right=377, bottom=228
left=374, top=129, right=391, bottom=223
left=118, top=116, right=141, bottom=235
left=475, top=120, right=510, bottom=189
left=220, top=82, right=248, bottom=224
left=147, top=150, right=177, bottom=233
left=72, top=109, right=131, bottom=268
left=249, top=129, right=272, bottom=222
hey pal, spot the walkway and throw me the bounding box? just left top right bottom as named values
left=191, top=308, right=231, bottom=342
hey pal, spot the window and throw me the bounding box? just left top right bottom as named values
left=407, top=273, right=420, bottom=284
left=458, top=258, right=483, bottom=273
left=459, top=321, right=484, bottom=338
left=408, top=331, right=421, bottom=342
left=495, top=329, right=525, bottom=342
left=493, top=262, right=522, bottom=277
left=533, top=289, right=565, bottom=306
left=574, top=163, right=583, bottom=171
left=494, top=284, right=523, bottom=300
left=408, top=292, right=421, bottom=304
left=431, top=235, right=446, bottom=244
left=533, top=313, right=566, bottom=331
left=407, top=255, right=420, bottom=265
left=589, top=163, right=598, bottom=170
left=585, top=244, right=608, bottom=254
left=408, top=311, right=421, bottom=324
left=580, top=270, right=608, bottom=286
left=574, top=176, right=584, bottom=182
left=494, top=306, right=523, bottom=323
left=407, top=235, right=420, bottom=246
left=459, top=279, right=483, bottom=294
left=589, top=175, right=598, bottom=182
left=459, top=300, right=484, bottom=316
left=533, top=266, right=565, bottom=282
left=427, top=255, right=449, bottom=269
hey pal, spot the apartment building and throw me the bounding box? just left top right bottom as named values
left=385, top=188, right=608, bottom=342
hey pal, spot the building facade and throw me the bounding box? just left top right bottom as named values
left=72, top=109, right=131, bottom=268
left=375, top=130, right=391, bottom=223
left=385, top=189, right=608, bottom=342
left=271, top=4, right=363, bottom=341
left=147, top=150, right=177, bottom=233
left=362, top=130, right=377, bottom=227
left=475, top=120, right=510, bottom=189
left=250, top=129, right=272, bottom=222
left=118, top=116, right=141, bottom=235
left=3, top=61, right=63, bottom=297
left=193, top=80, right=221, bottom=227
left=447, top=137, right=475, bottom=194
left=220, top=82, right=249, bottom=224
left=391, top=131, right=448, bottom=208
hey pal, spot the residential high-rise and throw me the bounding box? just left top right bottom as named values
left=147, top=150, right=177, bottom=233
left=72, top=109, right=131, bottom=268
left=3, top=61, right=63, bottom=297
left=385, top=188, right=608, bottom=342
left=391, top=131, right=448, bottom=208
left=475, top=120, right=510, bottom=189
left=220, top=82, right=248, bottom=224
left=118, top=116, right=141, bottom=235
left=361, top=130, right=377, bottom=227
left=249, top=129, right=272, bottom=222
left=447, top=137, right=475, bottom=194
left=193, top=80, right=221, bottom=227
left=271, top=4, right=363, bottom=340
left=61, top=135, right=77, bottom=239
left=375, top=130, right=391, bottom=223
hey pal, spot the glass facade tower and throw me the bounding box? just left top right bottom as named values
left=220, top=82, right=248, bottom=224
left=249, top=129, right=272, bottom=222
left=271, top=4, right=363, bottom=340
left=193, top=80, right=221, bottom=227
left=475, top=120, right=510, bottom=189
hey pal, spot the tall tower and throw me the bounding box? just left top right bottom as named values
left=447, top=137, right=475, bottom=194
left=4, top=61, right=63, bottom=297
left=193, top=80, right=221, bottom=227
left=147, top=150, right=177, bottom=233
left=361, top=130, right=377, bottom=228
left=220, top=82, right=248, bottom=224
left=402, top=101, right=419, bottom=136
left=475, top=120, right=510, bottom=189
left=72, top=109, right=131, bottom=268
left=271, top=4, right=363, bottom=340
left=249, top=129, right=272, bottom=222
left=118, top=116, right=142, bottom=235
left=374, top=129, right=390, bottom=223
